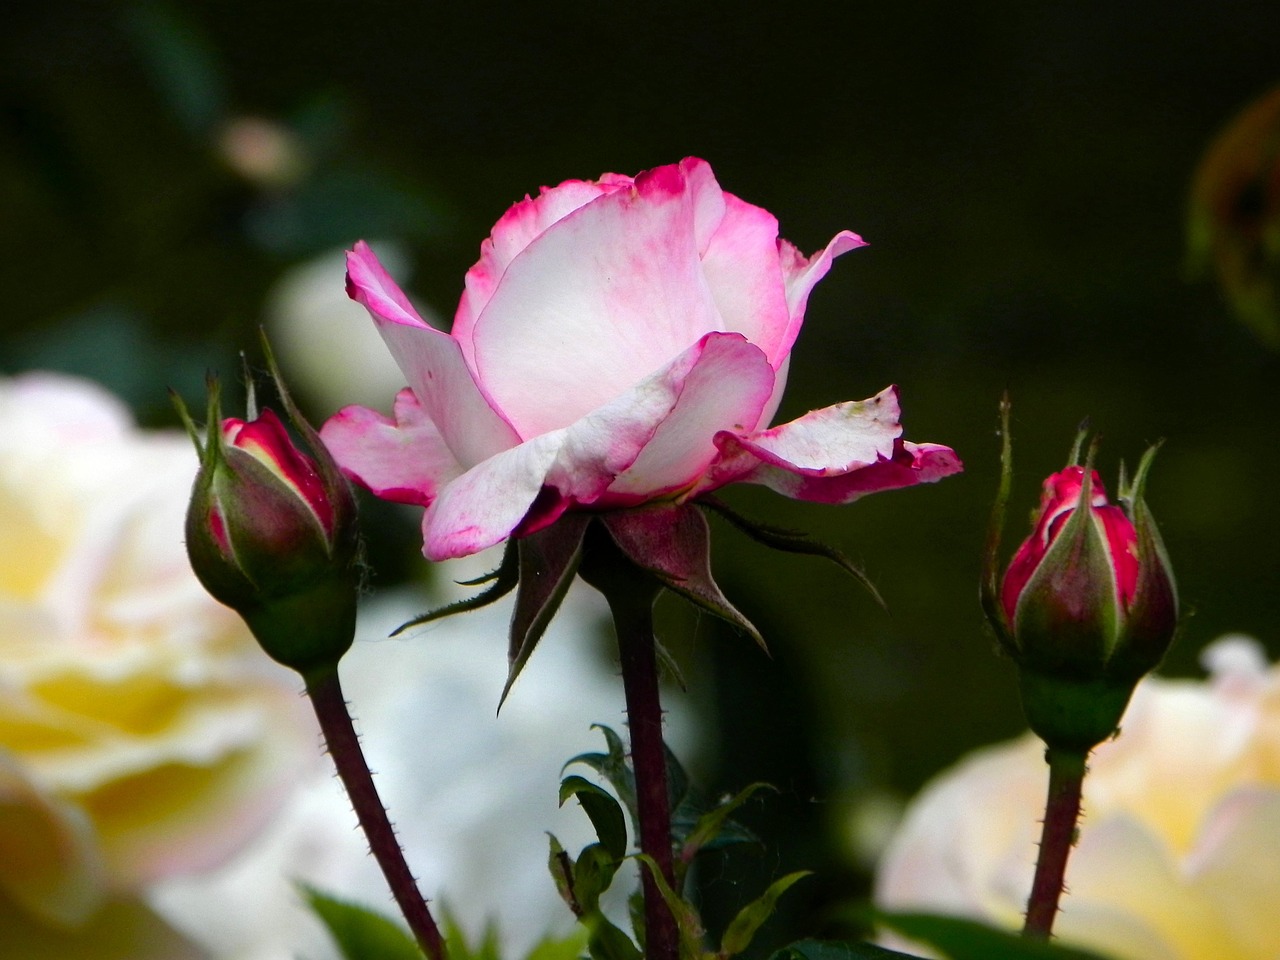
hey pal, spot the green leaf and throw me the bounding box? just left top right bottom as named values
left=635, top=854, right=706, bottom=960
left=439, top=908, right=502, bottom=960
left=572, top=842, right=623, bottom=915
left=566, top=725, right=638, bottom=828
left=585, top=914, right=644, bottom=960
left=547, top=834, right=580, bottom=916
left=560, top=775, right=629, bottom=860
left=719, top=871, right=811, bottom=957
left=768, top=939, right=925, bottom=960
left=299, top=885, right=424, bottom=960
left=872, top=910, right=1119, bottom=960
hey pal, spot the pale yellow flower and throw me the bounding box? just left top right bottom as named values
left=0, top=373, right=313, bottom=956
left=875, top=636, right=1280, bottom=960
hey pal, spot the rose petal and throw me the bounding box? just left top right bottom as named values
left=702, top=386, right=961, bottom=503
left=346, top=242, right=520, bottom=463
left=320, top=389, right=463, bottom=507
left=453, top=178, right=627, bottom=366
left=469, top=161, right=728, bottom=438
left=754, top=230, right=866, bottom=425
left=605, top=333, right=775, bottom=501
left=421, top=431, right=567, bottom=561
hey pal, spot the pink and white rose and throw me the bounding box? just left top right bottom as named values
left=321, top=158, right=961, bottom=561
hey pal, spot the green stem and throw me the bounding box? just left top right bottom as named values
left=579, top=531, right=677, bottom=960
left=1023, top=747, right=1088, bottom=939
left=305, top=667, right=447, bottom=960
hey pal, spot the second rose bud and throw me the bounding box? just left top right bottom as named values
left=983, top=415, right=1179, bottom=751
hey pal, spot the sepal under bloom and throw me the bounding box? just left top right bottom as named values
left=983, top=418, right=1178, bottom=751
left=181, top=361, right=361, bottom=676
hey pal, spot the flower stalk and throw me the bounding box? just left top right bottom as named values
left=1023, top=747, right=1087, bottom=939
left=306, top=666, right=447, bottom=960
left=577, top=527, right=677, bottom=960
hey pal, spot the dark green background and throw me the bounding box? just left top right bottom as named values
left=4, top=1, right=1277, bottom=950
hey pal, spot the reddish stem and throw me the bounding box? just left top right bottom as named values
left=579, top=530, right=677, bottom=960
left=1023, top=747, right=1088, bottom=939
left=305, top=668, right=447, bottom=960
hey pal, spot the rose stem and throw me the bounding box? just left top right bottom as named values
left=580, top=533, right=678, bottom=960
left=305, top=666, right=447, bottom=960
left=1023, top=747, right=1088, bottom=939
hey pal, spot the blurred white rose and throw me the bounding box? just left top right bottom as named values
left=875, top=636, right=1280, bottom=960
left=0, top=373, right=315, bottom=958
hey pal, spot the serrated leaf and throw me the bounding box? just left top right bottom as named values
left=719, top=871, right=811, bottom=957
left=681, top=783, right=775, bottom=864
left=768, top=939, right=925, bottom=960
left=566, top=725, right=638, bottom=828
left=872, top=910, right=1119, bottom=960
left=560, top=775, right=629, bottom=860
left=299, top=885, right=424, bottom=960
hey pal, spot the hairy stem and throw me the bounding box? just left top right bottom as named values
left=306, top=667, right=447, bottom=960
left=579, top=529, right=677, bottom=960
left=1023, top=747, right=1088, bottom=939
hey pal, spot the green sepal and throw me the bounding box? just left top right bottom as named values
left=699, top=497, right=885, bottom=610
left=979, top=393, right=1016, bottom=652
left=601, top=504, right=766, bottom=651
left=299, top=884, right=423, bottom=960
left=503, top=515, right=591, bottom=707
left=1018, top=669, right=1136, bottom=752
left=392, top=539, right=519, bottom=636
left=718, top=870, right=811, bottom=958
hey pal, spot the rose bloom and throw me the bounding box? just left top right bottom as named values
left=321, top=157, right=960, bottom=561
left=875, top=636, right=1280, bottom=960
left=0, top=374, right=313, bottom=958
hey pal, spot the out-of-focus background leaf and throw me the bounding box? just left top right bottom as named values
left=3, top=1, right=1277, bottom=954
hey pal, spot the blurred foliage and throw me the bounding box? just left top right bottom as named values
left=1187, top=83, right=1280, bottom=346
left=3, top=0, right=1279, bottom=954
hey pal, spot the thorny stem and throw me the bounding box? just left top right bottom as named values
left=1023, top=747, right=1088, bottom=939
left=305, top=667, right=447, bottom=960
left=579, top=530, right=677, bottom=960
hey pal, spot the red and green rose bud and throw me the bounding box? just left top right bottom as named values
left=983, top=418, right=1178, bottom=751
left=180, top=370, right=361, bottom=678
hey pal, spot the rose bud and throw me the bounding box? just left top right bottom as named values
left=983, top=419, right=1178, bottom=751
left=178, top=361, right=361, bottom=678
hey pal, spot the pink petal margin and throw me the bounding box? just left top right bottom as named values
left=701, top=387, right=963, bottom=504
left=319, top=388, right=462, bottom=507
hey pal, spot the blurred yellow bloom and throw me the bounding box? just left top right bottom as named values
left=875, top=636, right=1280, bottom=960
left=0, top=373, right=313, bottom=956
